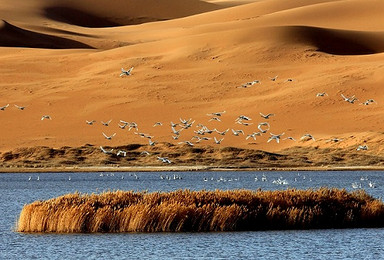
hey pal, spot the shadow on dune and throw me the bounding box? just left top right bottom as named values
left=0, top=20, right=93, bottom=49
left=44, top=7, right=123, bottom=28
left=43, top=0, right=220, bottom=27
left=286, top=26, right=384, bottom=55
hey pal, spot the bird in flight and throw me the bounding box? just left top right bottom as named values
left=14, top=105, right=26, bottom=110
left=0, top=104, right=9, bottom=111
left=258, top=122, right=270, bottom=133
left=178, top=141, right=194, bottom=146
left=316, top=92, right=328, bottom=97
left=120, top=67, right=134, bottom=77
left=214, top=137, right=224, bottom=144
left=101, top=120, right=112, bottom=126
left=100, top=146, right=114, bottom=154
left=300, top=134, right=315, bottom=141
left=157, top=156, right=171, bottom=163
left=86, top=120, right=96, bottom=125
left=246, top=132, right=261, bottom=141
left=215, top=128, right=229, bottom=135
left=267, top=132, right=285, bottom=143
left=207, top=111, right=226, bottom=117
left=269, top=75, right=278, bottom=81
left=117, top=150, right=127, bottom=157
left=341, top=94, right=358, bottom=104
left=102, top=132, right=116, bottom=140
left=41, top=115, right=52, bottom=120
left=260, top=112, right=274, bottom=119
left=232, top=129, right=244, bottom=136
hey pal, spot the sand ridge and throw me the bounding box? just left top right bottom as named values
left=0, top=0, right=384, bottom=167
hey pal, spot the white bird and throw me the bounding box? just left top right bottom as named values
left=215, top=128, right=229, bottom=135
left=157, top=156, right=171, bottom=163
left=120, top=67, right=134, bottom=77
left=236, top=121, right=253, bottom=126
left=41, top=115, right=51, bottom=120
left=117, top=150, right=127, bottom=157
left=260, top=112, right=274, bottom=119
left=267, top=132, right=285, bottom=143
left=0, top=104, right=9, bottom=111
left=246, top=132, right=261, bottom=140
left=101, top=120, right=112, bottom=126
left=357, top=145, right=368, bottom=151
left=283, top=137, right=296, bottom=141
left=171, top=126, right=184, bottom=135
left=141, top=151, right=150, bottom=156
left=214, top=137, right=224, bottom=144
left=300, top=134, right=315, bottom=141
left=100, top=146, right=114, bottom=154
left=316, top=92, right=328, bottom=97
left=178, top=141, right=194, bottom=146
left=269, top=75, right=278, bottom=81
left=86, top=120, right=96, bottom=125
left=118, top=123, right=128, bottom=129
left=149, top=139, right=156, bottom=146
left=326, top=138, right=343, bottom=143
left=238, top=80, right=260, bottom=88
left=14, top=104, right=26, bottom=110
left=172, top=135, right=180, bottom=140
left=360, top=99, right=377, bottom=105
left=232, top=129, right=244, bottom=136
left=182, top=120, right=195, bottom=129
left=341, top=94, right=358, bottom=104
left=180, top=117, right=192, bottom=125
left=207, top=111, right=226, bottom=117
left=153, top=122, right=163, bottom=127
left=236, top=115, right=252, bottom=121
left=102, top=132, right=116, bottom=140
left=193, top=136, right=211, bottom=143
left=128, top=122, right=139, bottom=131
left=209, top=117, right=221, bottom=122
left=258, top=122, right=270, bottom=133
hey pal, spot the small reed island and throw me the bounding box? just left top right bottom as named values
left=17, top=188, right=384, bottom=233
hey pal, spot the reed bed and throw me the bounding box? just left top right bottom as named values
left=17, top=188, right=384, bottom=233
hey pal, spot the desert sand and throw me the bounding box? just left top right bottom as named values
left=1, top=0, right=384, bottom=170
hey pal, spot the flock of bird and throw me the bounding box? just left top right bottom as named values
left=25, top=171, right=379, bottom=191
left=1, top=68, right=376, bottom=165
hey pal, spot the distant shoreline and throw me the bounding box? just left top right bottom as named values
left=1, top=165, right=384, bottom=173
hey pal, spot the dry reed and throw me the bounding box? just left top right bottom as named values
left=17, top=188, right=384, bottom=233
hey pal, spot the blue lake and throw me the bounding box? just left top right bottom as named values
left=1, top=170, right=384, bottom=259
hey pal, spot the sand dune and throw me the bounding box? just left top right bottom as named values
left=0, top=0, right=384, bottom=167
left=0, top=20, right=92, bottom=49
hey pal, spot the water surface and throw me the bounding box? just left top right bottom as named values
left=1, top=171, right=384, bottom=259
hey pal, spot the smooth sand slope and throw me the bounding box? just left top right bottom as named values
left=0, top=0, right=384, bottom=166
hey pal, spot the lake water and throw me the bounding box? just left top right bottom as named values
left=1, top=170, right=384, bottom=259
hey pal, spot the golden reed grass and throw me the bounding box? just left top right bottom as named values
left=17, top=188, right=384, bottom=233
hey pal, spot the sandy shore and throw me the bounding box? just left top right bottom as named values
left=1, top=143, right=383, bottom=173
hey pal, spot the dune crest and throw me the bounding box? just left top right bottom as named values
left=0, top=20, right=93, bottom=49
